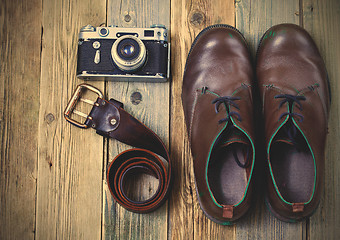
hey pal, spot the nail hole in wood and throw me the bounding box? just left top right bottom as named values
left=46, top=157, right=53, bottom=169
left=45, top=113, right=55, bottom=124
left=130, top=92, right=142, bottom=105
left=189, top=10, right=206, bottom=27
left=124, top=14, right=131, bottom=22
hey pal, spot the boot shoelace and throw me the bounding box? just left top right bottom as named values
left=212, top=96, right=242, bottom=124
left=274, top=94, right=306, bottom=147
left=212, top=96, right=250, bottom=168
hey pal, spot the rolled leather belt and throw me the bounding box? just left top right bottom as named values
left=64, top=84, right=172, bottom=213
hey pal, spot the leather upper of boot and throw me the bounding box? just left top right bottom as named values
left=182, top=25, right=255, bottom=224
left=256, top=23, right=330, bottom=221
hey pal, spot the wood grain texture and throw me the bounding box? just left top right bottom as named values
left=0, top=1, right=42, bottom=239
left=169, top=0, right=236, bottom=239
left=103, top=0, right=170, bottom=239
left=35, top=0, right=106, bottom=239
left=235, top=0, right=306, bottom=239
left=1, top=0, right=340, bottom=239
left=302, top=0, right=340, bottom=239
left=236, top=0, right=301, bottom=54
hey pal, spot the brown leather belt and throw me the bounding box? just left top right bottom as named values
left=64, top=84, right=171, bottom=213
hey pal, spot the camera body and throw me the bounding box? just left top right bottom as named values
left=77, top=24, right=170, bottom=82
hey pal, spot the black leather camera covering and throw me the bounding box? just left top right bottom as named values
left=77, top=39, right=168, bottom=76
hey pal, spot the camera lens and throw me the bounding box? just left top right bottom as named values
left=117, top=38, right=140, bottom=60
left=111, top=35, right=146, bottom=72
left=122, top=44, right=135, bottom=57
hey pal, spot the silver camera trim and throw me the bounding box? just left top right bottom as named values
left=77, top=72, right=168, bottom=82
left=79, top=25, right=168, bottom=42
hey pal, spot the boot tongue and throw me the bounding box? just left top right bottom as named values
left=275, top=138, right=295, bottom=145
left=219, top=128, right=249, bottom=148
left=214, top=127, right=251, bottom=171
left=273, top=119, right=307, bottom=149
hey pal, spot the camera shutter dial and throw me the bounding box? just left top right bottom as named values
left=111, top=35, right=147, bottom=72
left=150, top=24, right=166, bottom=29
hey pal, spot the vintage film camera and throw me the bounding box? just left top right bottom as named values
left=77, top=24, right=170, bottom=82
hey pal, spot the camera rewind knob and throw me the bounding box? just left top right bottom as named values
left=80, top=25, right=96, bottom=32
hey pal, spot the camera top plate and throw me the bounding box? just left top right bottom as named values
left=79, top=25, right=168, bottom=42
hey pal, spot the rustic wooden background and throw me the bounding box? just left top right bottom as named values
left=1, top=0, right=339, bottom=239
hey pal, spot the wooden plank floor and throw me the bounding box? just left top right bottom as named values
left=1, top=0, right=339, bottom=239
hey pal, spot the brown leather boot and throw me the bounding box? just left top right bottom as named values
left=182, top=24, right=256, bottom=224
left=256, top=24, right=331, bottom=222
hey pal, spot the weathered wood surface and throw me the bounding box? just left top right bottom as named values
left=35, top=0, right=105, bottom=239
left=235, top=1, right=306, bottom=240
left=0, top=0, right=339, bottom=239
left=169, top=0, right=236, bottom=239
left=0, top=1, right=42, bottom=239
left=103, top=0, right=170, bottom=239
left=303, top=0, right=340, bottom=239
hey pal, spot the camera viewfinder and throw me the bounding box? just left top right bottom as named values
left=144, top=30, right=154, bottom=37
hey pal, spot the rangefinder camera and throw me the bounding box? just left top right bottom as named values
left=77, top=24, right=170, bottom=82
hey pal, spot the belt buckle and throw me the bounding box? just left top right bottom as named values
left=64, top=83, right=103, bottom=128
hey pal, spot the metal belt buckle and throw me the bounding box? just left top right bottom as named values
left=64, top=83, right=103, bottom=128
